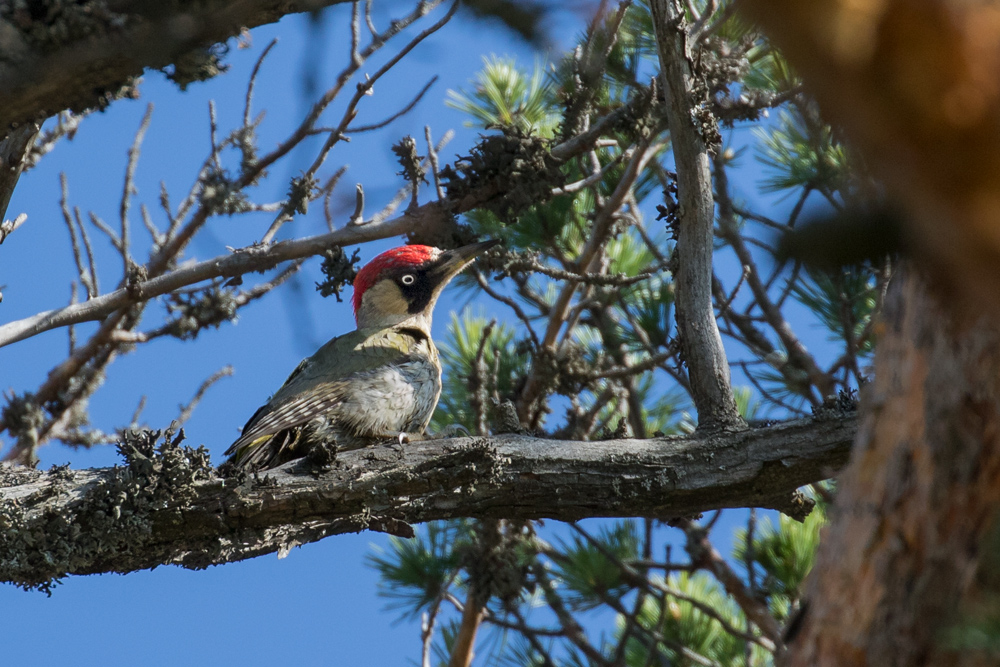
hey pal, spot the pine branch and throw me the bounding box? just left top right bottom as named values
left=0, top=415, right=855, bottom=590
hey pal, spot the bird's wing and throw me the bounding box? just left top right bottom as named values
left=225, top=327, right=425, bottom=457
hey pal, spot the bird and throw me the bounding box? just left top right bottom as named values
left=225, top=239, right=499, bottom=470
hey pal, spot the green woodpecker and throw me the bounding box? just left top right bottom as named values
left=226, top=239, right=499, bottom=470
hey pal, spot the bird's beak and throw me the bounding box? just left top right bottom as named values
left=430, top=239, right=501, bottom=281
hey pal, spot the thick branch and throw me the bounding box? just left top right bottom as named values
left=650, top=0, right=743, bottom=429
left=0, top=415, right=855, bottom=588
left=0, top=0, right=352, bottom=132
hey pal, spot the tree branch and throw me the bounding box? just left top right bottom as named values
left=0, top=206, right=421, bottom=348
left=0, top=93, right=641, bottom=351
left=0, top=122, right=39, bottom=221
left=0, top=415, right=855, bottom=589
left=0, top=0, right=353, bottom=132
left=650, top=0, right=743, bottom=429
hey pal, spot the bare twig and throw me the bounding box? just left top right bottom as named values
left=474, top=271, right=540, bottom=350
left=0, top=213, right=28, bottom=244
left=129, top=395, right=147, bottom=429
left=347, top=184, right=366, bottom=226
left=344, top=77, right=438, bottom=134
left=364, top=0, right=378, bottom=37
left=424, top=126, right=445, bottom=200
left=60, top=175, right=94, bottom=299
left=552, top=149, right=626, bottom=195
left=67, top=282, right=78, bottom=353
left=121, top=104, right=154, bottom=276
left=173, top=366, right=234, bottom=428
left=244, top=39, right=279, bottom=129
left=350, top=0, right=363, bottom=66
left=73, top=211, right=99, bottom=298
left=502, top=253, right=664, bottom=287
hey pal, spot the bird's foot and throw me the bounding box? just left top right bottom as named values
left=376, top=427, right=469, bottom=448
left=373, top=431, right=423, bottom=447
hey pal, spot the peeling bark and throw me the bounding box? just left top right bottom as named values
left=789, top=269, right=1000, bottom=666
left=0, top=417, right=854, bottom=589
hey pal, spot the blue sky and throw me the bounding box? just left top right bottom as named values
left=0, top=3, right=833, bottom=665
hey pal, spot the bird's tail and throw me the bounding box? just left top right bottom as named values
left=226, top=429, right=302, bottom=471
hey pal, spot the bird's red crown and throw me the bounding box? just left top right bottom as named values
left=352, top=245, right=437, bottom=318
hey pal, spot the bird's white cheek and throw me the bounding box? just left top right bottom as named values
left=356, top=281, right=410, bottom=328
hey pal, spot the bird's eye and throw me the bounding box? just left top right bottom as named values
left=401, top=274, right=415, bottom=285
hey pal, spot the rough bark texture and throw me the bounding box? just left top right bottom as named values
left=788, top=270, right=1000, bottom=667
left=650, top=0, right=743, bottom=430
left=729, top=2, right=1000, bottom=663
left=0, top=0, right=351, bottom=132
left=0, top=122, right=38, bottom=222
left=738, top=0, right=1000, bottom=318
left=0, top=416, right=855, bottom=589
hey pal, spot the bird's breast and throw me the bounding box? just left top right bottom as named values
left=336, top=355, right=441, bottom=435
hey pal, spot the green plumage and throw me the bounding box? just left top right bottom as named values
left=226, top=238, right=498, bottom=470
left=226, top=325, right=441, bottom=470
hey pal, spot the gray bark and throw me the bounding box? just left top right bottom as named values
left=0, top=415, right=855, bottom=589
left=0, top=122, right=39, bottom=222
left=0, top=0, right=352, bottom=132
left=649, top=0, right=744, bottom=430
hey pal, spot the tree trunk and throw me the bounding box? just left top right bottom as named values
left=738, top=0, right=1000, bottom=319
left=789, top=267, right=1000, bottom=666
